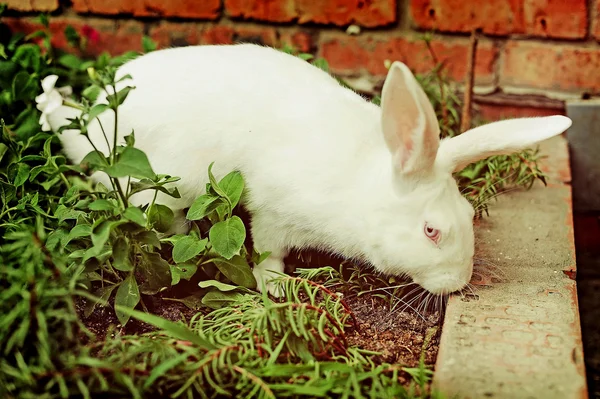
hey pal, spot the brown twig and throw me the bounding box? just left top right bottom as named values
left=461, top=30, right=479, bottom=132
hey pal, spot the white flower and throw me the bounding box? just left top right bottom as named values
left=35, top=75, right=72, bottom=131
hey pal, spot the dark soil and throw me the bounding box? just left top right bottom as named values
left=345, top=295, right=441, bottom=367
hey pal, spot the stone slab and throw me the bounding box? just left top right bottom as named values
left=433, top=135, right=588, bottom=399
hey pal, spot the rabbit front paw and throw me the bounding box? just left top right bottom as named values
left=253, top=257, right=285, bottom=298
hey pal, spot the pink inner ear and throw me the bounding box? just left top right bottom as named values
left=403, top=135, right=413, bottom=152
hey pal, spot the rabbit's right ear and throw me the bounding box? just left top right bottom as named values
left=436, top=116, right=572, bottom=173
left=381, top=61, right=440, bottom=177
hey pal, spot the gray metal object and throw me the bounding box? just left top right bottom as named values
left=566, top=99, right=600, bottom=212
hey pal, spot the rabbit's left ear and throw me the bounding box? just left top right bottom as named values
left=437, top=115, right=572, bottom=173
left=381, top=61, right=440, bottom=176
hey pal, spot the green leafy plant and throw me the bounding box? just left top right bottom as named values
left=0, top=10, right=551, bottom=399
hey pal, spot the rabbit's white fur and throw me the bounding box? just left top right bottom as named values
left=48, top=44, right=572, bottom=295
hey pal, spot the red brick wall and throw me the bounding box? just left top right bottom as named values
left=5, top=0, right=600, bottom=120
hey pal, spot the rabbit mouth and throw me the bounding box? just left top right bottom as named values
left=415, top=273, right=470, bottom=295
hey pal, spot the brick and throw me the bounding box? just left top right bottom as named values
left=295, top=0, right=396, bottom=27
left=72, top=0, right=220, bottom=20
left=476, top=103, right=563, bottom=122
left=101, top=21, right=144, bottom=56
left=5, top=0, right=58, bottom=12
left=523, top=0, right=587, bottom=39
left=410, top=0, right=587, bottom=39
left=200, top=26, right=236, bottom=45
left=224, top=0, right=296, bottom=23
left=500, top=41, right=600, bottom=93
left=279, top=30, right=313, bottom=53
left=319, top=34, right=497, bottom=84
left=200, top=25, right=278, bottom=46
left=151, top=22, right=281, bottom=48
left=150, top=22, right=202, bottom=48
left=5, top=16, right=143, bottom=57
left=594, top=0, right=600, bottom=40
left=225, top=0, right=396, bottom=27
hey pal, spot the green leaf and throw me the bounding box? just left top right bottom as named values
left=80, top=150, right=107, bottom=170
left=63, top=25, right=80, bottom=48
left=212, top=255, right=256, bottom=289
left=207, top=162, right=229, bottom=201
left=12, top=44, right=41, bottom=71
left=198, top=280, right=239, bottom=292
left=251, top=249, right=271, bottom=265
left=65, top=224, right=92, bottom=245
left=115, top=306, right=217, bottom=349
left=88, top=199, right=117, bottom=211
left=124, top=132, right=135, bottom=147
left=13, top=108, right=40, bottom=140
left=172, top=235, right=207, bottom=263
left=218, top=171, right=245, bottom=208
left=175, top=295, right=205, bottom=311
left=112, top=236, right=132, bottom=272
left=12, top=71, right=37, bottom=101
left=201, top=290, right=243, bottom=309
left=13, top=163, right=30, bottom=187
left=40, top=176, right=61, bottom=191
left=88, top=104, right=110, bottom=121
left=312, top=58, right=329, bottom=73
left=114, top=274, right=140, bottom=325
left=82, top=85, right=101, bottom=102
left=91, top=220, right=114, bottom=248
left=186, top=194, right=223, bottom=220
left=123, top=206, right=146, bottom=226
left=148, top=204, right=173, bottom=233
left=143, top=353, right=188, bottom=389
left=107, top=85, right=134, bottom=108
left=134, top=230, right=161, bottom=249
left=129, top=179, right=181, bottom=199
left=209, top=216, right=246, bottom=259
left=46, top=229, right=68, bottom=250
left=105, top=147, right=156, bottom=180
left=84, top=284, right=118, bottom=317
left=142, top=36, right=157, bottom=53
left=170, top=263, right=198, bottom=285
left=0, top=143, right=8, bottom=163
left=58, top=53, right=82, bottom=69
left=138, top=251, right=171, bottom=295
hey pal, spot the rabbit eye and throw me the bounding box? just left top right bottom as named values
left=424, top=223, right=441, bottom=244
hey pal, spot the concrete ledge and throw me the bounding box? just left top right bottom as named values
left=433, top=135, right=588, bottom=399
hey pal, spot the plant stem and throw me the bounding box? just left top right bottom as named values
left=59, top=173, right=70, bottom=189
left=84, top=135, right=126, bottom=206
left=111, top=86, right=119, bottom=165
left=96, top=118, right=112, bottom=157
left=63, top=100, right=85, bottom=111
left=146, top=190, right=158, bottom=229
left=126, top=176, right=131, bottom=198
left=113, top=179, right=128, bottom=208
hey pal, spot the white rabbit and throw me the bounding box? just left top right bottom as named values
left=45, top=44, right=572, bottom=295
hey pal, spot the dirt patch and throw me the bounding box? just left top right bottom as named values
left=346, top=295, right=441, bottom=367
left=77, top=248, right=443, bottom=387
